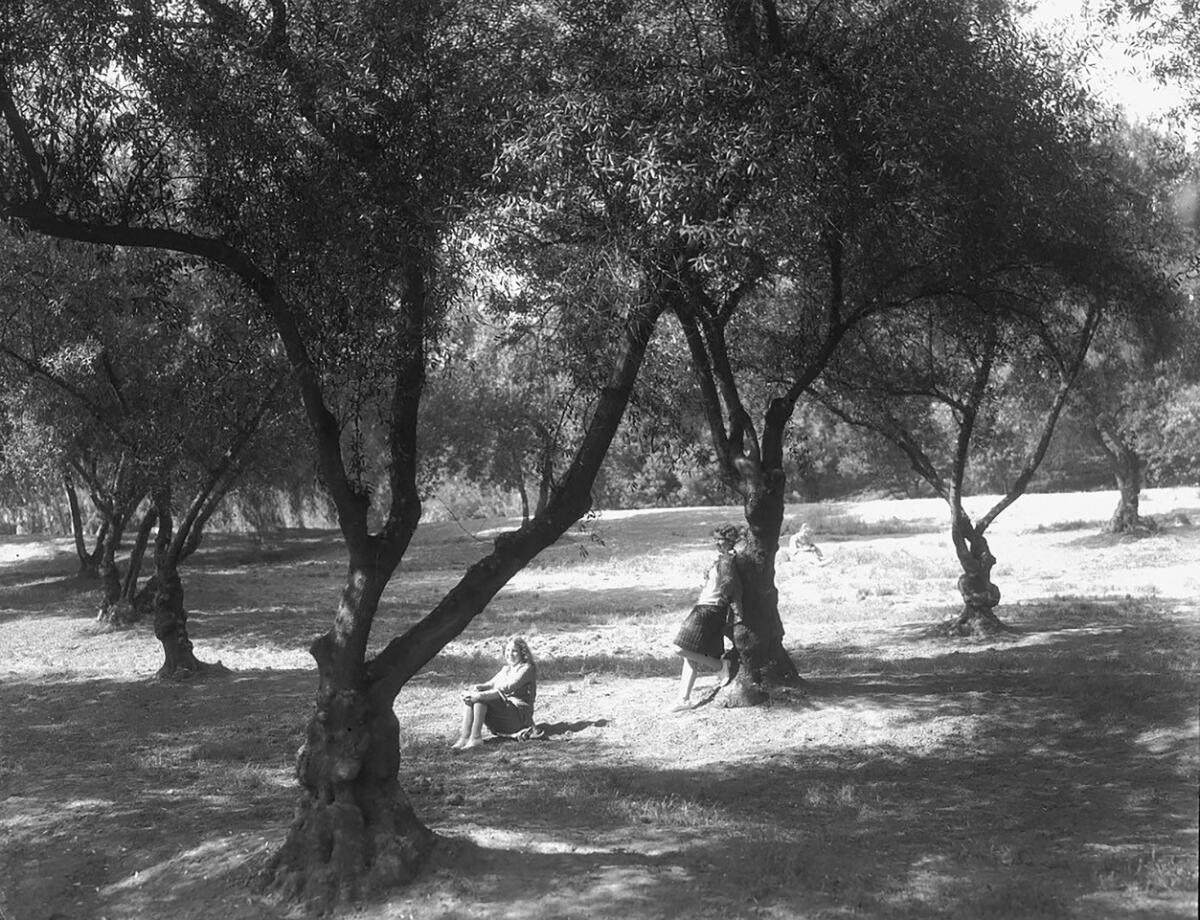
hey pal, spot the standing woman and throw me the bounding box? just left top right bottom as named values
left=452, top=636, right=537, bottom=749
left=670, top=524, right=741, bottom=710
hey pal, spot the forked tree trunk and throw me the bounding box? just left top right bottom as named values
left=78, top=520, right=108, bottom=579
left=65, top=475, right=106, bottom=578
left=723, top=464, right=802, bottom=707
left=152, top=567, right=220, bottom=678
left=265, top=272, right=664, bottom=906
left=144, top=489, right=224, bottom=679
left=948, top=512, right=1005, bottom=636
left=95, top=517, right=131, bottom=624
left=268, top=565, right=435, bottom=903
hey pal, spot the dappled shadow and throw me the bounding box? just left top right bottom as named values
left=0, top=573, right=98, bottom=620
left=0, top=539, right=98, bottom=616
left=795, top=596, right=1197, bottom=733
left=1062, top=519, right=1200, bottom=551
left=413, top=626, right=1197, bottom=917
left=2, top=588, right=1196, bottom=920
left=417, top=728, right=1195, bottom=917
left=0, top=667, right=313, bottom=920
left=184, top=529, right=344, bottom=570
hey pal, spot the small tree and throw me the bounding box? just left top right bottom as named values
left=1063, top=127, right=1198, bottom=532
left=818, top=285, right=1105, bottom=633
left=0, top=229, right=292, bottom=672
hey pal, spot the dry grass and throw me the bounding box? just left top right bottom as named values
left=0, top=487, right=1197, bottom=920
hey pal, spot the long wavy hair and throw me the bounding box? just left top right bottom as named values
left=505, top=636, right=534, bottom=665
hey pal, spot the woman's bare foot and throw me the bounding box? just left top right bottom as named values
left=717, top=659, right=732, bottom=687
left=462, top=736, right=484, bottom=749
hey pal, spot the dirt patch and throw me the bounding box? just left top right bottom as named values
left=1, top=489, right=1198, bottom=919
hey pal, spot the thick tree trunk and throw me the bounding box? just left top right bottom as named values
left=1091, top=424, right=1154, bottom=534
left=268, top=567, right=434, bottom=906
left=263, top=262, right=662, bottom=906
left=723, top=466, right=802, bottom=707
left=1106, top=446, right=1155, bottom=534
left=152, top=567, right=221, bottom=679
left=145, top=488, right=223, bottom=679
left=95, top=517, right=132, bottom=624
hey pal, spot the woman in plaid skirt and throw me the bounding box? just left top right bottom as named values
left=670, top=524, right=742, bottom=710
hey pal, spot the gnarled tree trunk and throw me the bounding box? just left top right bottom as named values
left=1093, top=425, right=1154, bottom=534
left=948, top=511, right=1004, bottom=636
left=723, top=461, right=802, bottom=707
left=148, top=491, right=224, bottom=679
left=152, top=567, right=220, bottom=678
left=269, top=565, right=435, bottom=904
left=266, top=270, right=665, bottom=906
left=94, top=516, right=130, bottom=624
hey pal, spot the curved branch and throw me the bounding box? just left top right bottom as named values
left=0, top=342, right=136, bottom=449
left=977, top=299, right=1103, bottom=532
left=367, top=291, right=666, bottom=700
left=0, top=198, right=367, bottom=548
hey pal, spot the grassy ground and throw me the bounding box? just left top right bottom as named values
left=0, top=488, right=1197, bottom=920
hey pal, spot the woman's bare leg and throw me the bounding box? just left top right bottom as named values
left=462, top=702, right=489, bottom=748
left=687, top=658, right=705, bottom=699
left=452, top=702, right=474, bottom=748
left=672, top=649, right=722, bottom=710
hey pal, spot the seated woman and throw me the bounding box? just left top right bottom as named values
left=452, top=636, right=537, bottom=749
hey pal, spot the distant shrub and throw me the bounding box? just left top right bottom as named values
left=802, top=509, right=941, bottom=537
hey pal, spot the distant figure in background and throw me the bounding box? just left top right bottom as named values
left=787, top=521, right=825, bottom=563
left=670, top=524, right=742, bottom=711
left=452, top=636, right=537, bottom=749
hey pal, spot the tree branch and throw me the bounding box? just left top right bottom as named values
left=366, top=290, right=666, bottom=701
left=0, top=75, right=51, bottom=201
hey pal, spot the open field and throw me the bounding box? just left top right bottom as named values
left=1, top=487, right=1198, bottom=920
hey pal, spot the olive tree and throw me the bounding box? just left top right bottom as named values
left=1, top=0, right=665, bottom=902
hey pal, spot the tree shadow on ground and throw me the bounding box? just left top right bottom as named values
left=798, top=596, right=1197, bottom=725
left=1061, top=519, right=1200, bottom=551
left=409, top=600, right=1197, bottom=917
left=185, top=529, right=345, bottom=569
left=414, top=723, right=1195, bottom=918
left=3, top=592, right=1195, bottom=920
left=0, top=574, right=98, bottom=620
left=0, top=668, right=314, bottom=920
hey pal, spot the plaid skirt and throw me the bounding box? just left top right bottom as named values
left=673, top=604, right=728, bottom=659
left=483, top=698, right=534, bottom=735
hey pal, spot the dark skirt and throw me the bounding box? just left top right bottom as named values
left=483, top=698, right=534, bottom=735
left=674, top=604, right=727, bottom=659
